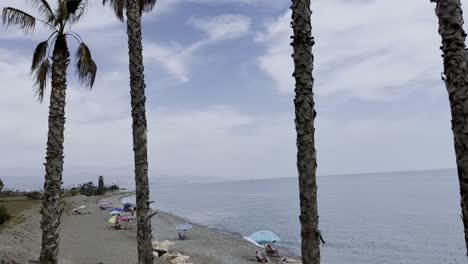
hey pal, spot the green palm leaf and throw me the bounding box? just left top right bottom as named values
left=30, top=0, right=55, bottom=23
left=66, top=0, right=88, bottom=24
left=33, top=58, right=51, bottom=102
left=102, top=0, right=126, bottom=21
left=75, top=42, right=97, bottom=88
left=103, top=0, right=156, bottom=21
left=2, top=7, right=36, bottom=33
left=31, top=40, right=49, bottom=72
left=140, top=0, right=156, bottom=13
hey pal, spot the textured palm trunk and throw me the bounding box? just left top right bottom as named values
left=291, top=0, right=320, bottom=263
left=39, top=35, right=69, bottom=264
left=433, top=0, right=468, bottom=256
left=125, top=1, right=154, bottom=263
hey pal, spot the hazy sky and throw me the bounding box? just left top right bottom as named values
left=0, top=0, right=459, bottom=188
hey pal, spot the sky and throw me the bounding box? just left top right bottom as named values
left=0, top=0, right=459, bottom=189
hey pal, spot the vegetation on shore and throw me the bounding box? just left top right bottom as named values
left=0, top=198, right=39, bottom=229
left=0, top=176, right=119, bottom=229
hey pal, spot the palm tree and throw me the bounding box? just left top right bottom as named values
left=2, top=1, right=97, bottom=263
left=431, top=0, right=468, bottom=256
left=290, top=0, right=321, bottom=263
left=102, top=0, right=156, bottom=263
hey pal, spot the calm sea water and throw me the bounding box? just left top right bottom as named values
left=125, top=169, right=466, bottom=263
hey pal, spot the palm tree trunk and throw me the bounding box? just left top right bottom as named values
left=39, top=35, right=69, bottom=264
left=433, top=0, right=468, bottom=256
left=125, top=1, right=154, bottom=263
left=291, top=0, right=320, bottom=263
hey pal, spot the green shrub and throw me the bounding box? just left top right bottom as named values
left=108, top=184, right=119, bottom=191
left=79, top=182, right=97, bottom=196
left=25, top=191, right=42, bottom=200
left=0, top=205, right=11, bottom=225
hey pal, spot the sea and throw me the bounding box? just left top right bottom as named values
left=124, top=169, right=466, bottom=264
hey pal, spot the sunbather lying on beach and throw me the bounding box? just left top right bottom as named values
left=256, top=250, right=268, bottom=262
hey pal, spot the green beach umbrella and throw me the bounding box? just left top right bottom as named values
left=108, top=215, right=117, bottom=224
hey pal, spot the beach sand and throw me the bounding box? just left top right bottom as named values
left=0, top=193, right=296, bottom=264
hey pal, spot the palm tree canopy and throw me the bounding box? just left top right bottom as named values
left=102, top=0, right=156, bottom=21
left=1, top=0, right=97, bottom=101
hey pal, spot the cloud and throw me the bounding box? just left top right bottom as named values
left=144, top=43, right=191, bottom=83
left=255, top=0, right=444, bottom=100
left=143, top=14, right=251, bottom=83
left=157, top=0, right=287, bottom=13
left=188, top=14, right=251, bottom=42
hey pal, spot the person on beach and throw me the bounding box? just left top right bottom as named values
left=256, top=250, right=268, bottom=262
left=114, top=215, right=122, bottom=230
left=265, top=244, right=279, bottom=257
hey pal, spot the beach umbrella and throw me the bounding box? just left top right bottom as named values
left=176, top=223, right=192, bottom=239
left=123, top=203, right=132, bottom=210
left=243, top=236, right=264, bottom=248
left=176, top=223, right=192, bottom=230
left=108, top=215, right=117, bottom=224
left=248, top=231, right=280, bottom=244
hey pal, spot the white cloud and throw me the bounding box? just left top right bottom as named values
left=144, top=42, right=190, bottom=83
left=157, top=0, right=287, bottom=13
left=143, top=14, right=251, bottom=83
left=188, top=14, right=251, bottom=42
left=255, top=0, right=444, bottom=100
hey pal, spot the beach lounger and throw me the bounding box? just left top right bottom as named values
left=72, top=205, right=86, bottom=215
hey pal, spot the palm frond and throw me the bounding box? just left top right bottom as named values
left=66, top=0, right=82, bottom=13
left=75, top=42, right=97, bottom=88
left=29, top=0, right=55, bottom=23
left=139, top=0, right=156, bottom=13
left=33, top=58, right=51, bottom=102
left=53, top=0, right=68, bottom=26
left=31, top=40, right=49, bottom=72
left=66, top=0, right=88, bottom=24
left=102, top=0, right=126, bottom=22
left=2, top=7, right=36, bottom=33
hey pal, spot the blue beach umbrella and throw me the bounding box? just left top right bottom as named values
left=248, top=231, right=280, bottom=244
left=123, top=203, right=132, bottom=210
left=176, top=223, right=193, bottom=230
left=176, top=223, right=193, bottom=239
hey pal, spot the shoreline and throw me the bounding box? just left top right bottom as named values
left=119, top=194, right=301, bottom=259
left=0, top=192, right=300, bottom=264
